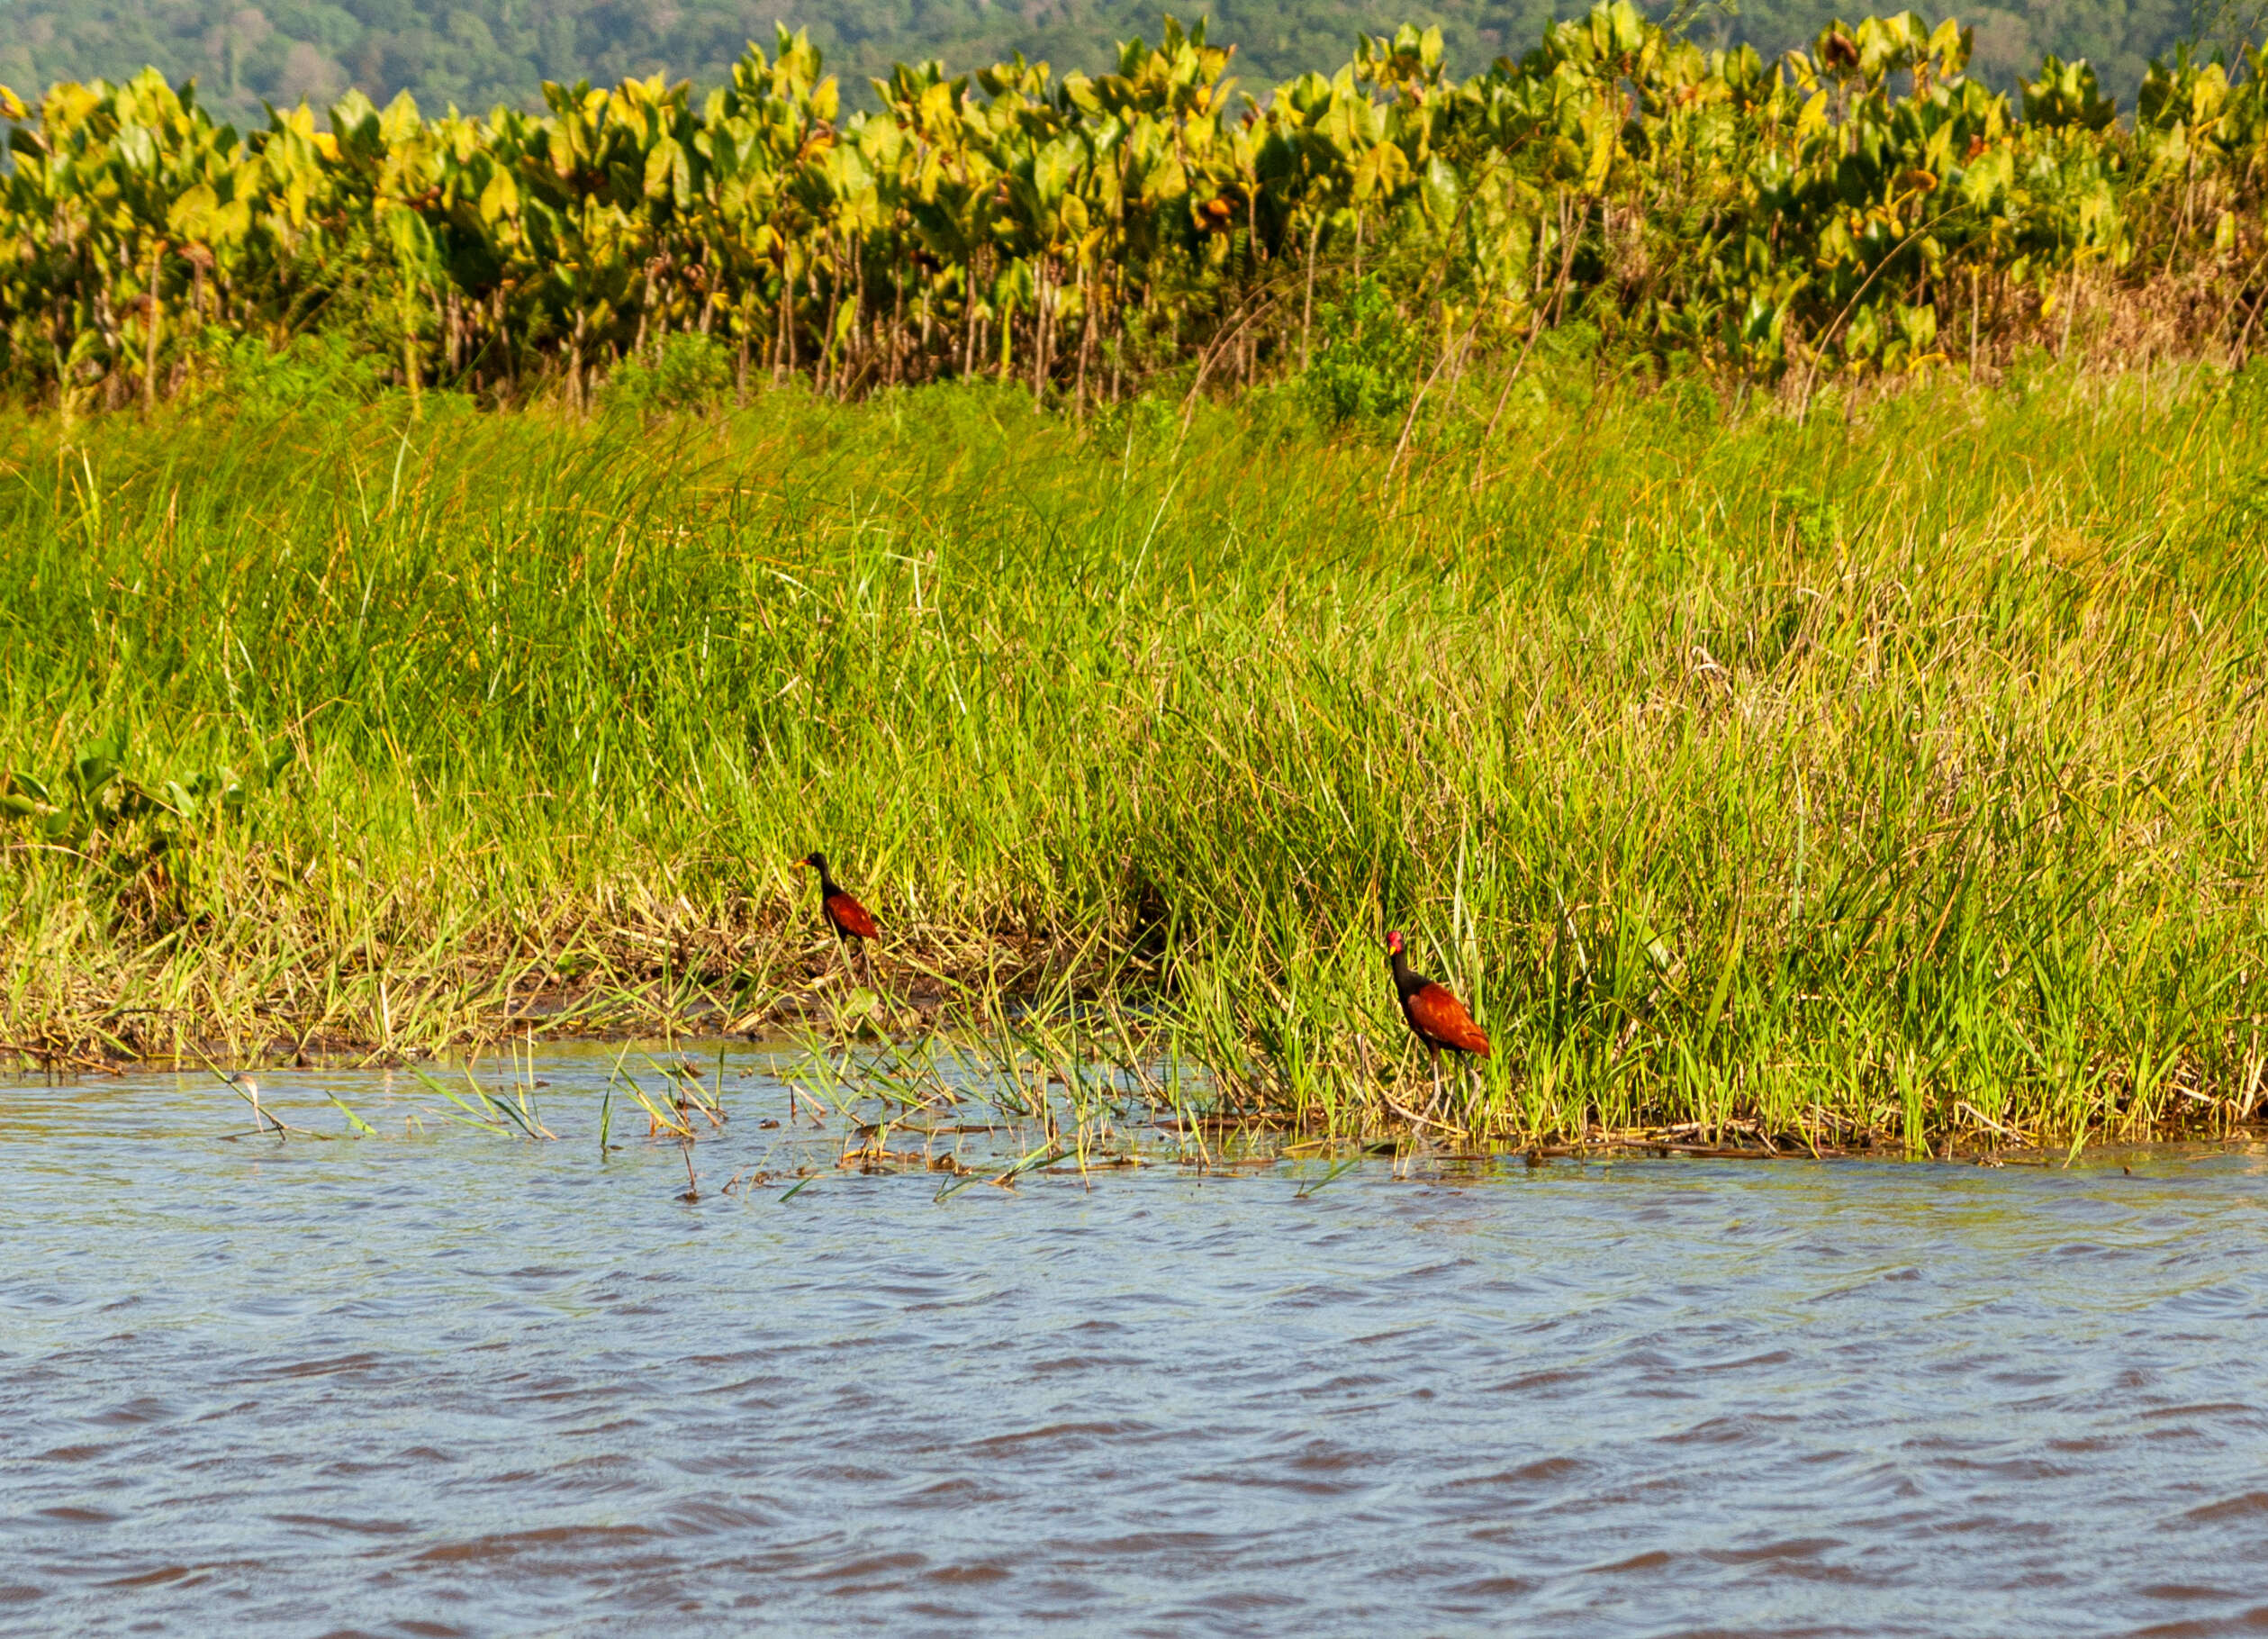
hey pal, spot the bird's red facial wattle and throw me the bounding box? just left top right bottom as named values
left=1386, top=930, right=1404, bottom=955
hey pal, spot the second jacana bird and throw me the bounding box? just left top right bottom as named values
left=793, top=851, right=880, bottom=985
left=1385, top=929, right=1491, bottom=1112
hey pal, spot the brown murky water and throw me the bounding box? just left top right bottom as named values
left=5, top=1046, right=2268, bottom=1637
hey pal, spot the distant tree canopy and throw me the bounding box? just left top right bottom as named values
left=0, top=0, right=2233, bottom=125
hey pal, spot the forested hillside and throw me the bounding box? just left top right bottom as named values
left=0, top=0, right=2233, bottom=125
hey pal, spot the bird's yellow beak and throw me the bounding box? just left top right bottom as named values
left=789, top=858, right=809, bottom=870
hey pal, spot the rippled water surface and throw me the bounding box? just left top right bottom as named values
left=5, top=1047, right=2268, bottom=1637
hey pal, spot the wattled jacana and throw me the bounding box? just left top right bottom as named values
left=793, top=851, right=880, bottom=985
left=1385, top=929, right=1490, bottom=1113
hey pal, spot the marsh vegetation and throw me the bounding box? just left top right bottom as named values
left=5, top=352, right=2265, bottom=1154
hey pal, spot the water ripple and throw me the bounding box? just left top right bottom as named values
left=5, top=1055, right=2268, bottom=1636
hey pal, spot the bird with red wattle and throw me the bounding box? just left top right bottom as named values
left=794, top=851, right=880, bottom=985
left=1385, top=928, right=1490, bottom=1113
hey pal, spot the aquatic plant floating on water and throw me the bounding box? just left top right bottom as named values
left=222, top=1072, right=282, bottom=1142
left=212, top=1071, right=318, bottom=1142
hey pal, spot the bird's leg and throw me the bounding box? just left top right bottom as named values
left=1427, top=1049, right=1444, bottom=1119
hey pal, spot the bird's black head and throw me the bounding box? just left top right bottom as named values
left=800, top=851, right=829, bottom=876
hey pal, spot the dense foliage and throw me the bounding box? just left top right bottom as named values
left=5, top=5, right=2268, bottom=412
left=0, top=0, right=2217, bottom=128
left=5, top=372, right=2266, bottom=1145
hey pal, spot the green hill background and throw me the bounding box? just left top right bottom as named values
left=0, top=0, right=2237, bottom=125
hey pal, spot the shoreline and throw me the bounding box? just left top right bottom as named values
left=14, top=1006, right=2264, bottom=1164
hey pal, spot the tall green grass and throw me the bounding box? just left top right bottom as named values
left=5, top=365, right=2266, bottom=1148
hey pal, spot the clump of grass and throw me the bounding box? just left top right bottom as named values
left=2, top=361, right=2265, bottom=1151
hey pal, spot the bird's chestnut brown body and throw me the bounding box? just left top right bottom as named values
left=821, top=886, right=879, bottom=944
left=797, top=852, right=878, bottom=944
left=1386, top=931, right=1490, bottom=1058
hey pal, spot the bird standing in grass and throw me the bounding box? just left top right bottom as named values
left=1385, top=929, right=1490, bottom=1114
left=794, top=851, right=880, bottom=986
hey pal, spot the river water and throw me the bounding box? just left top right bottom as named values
left=5, top=1046, right=2267, bottom=1637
